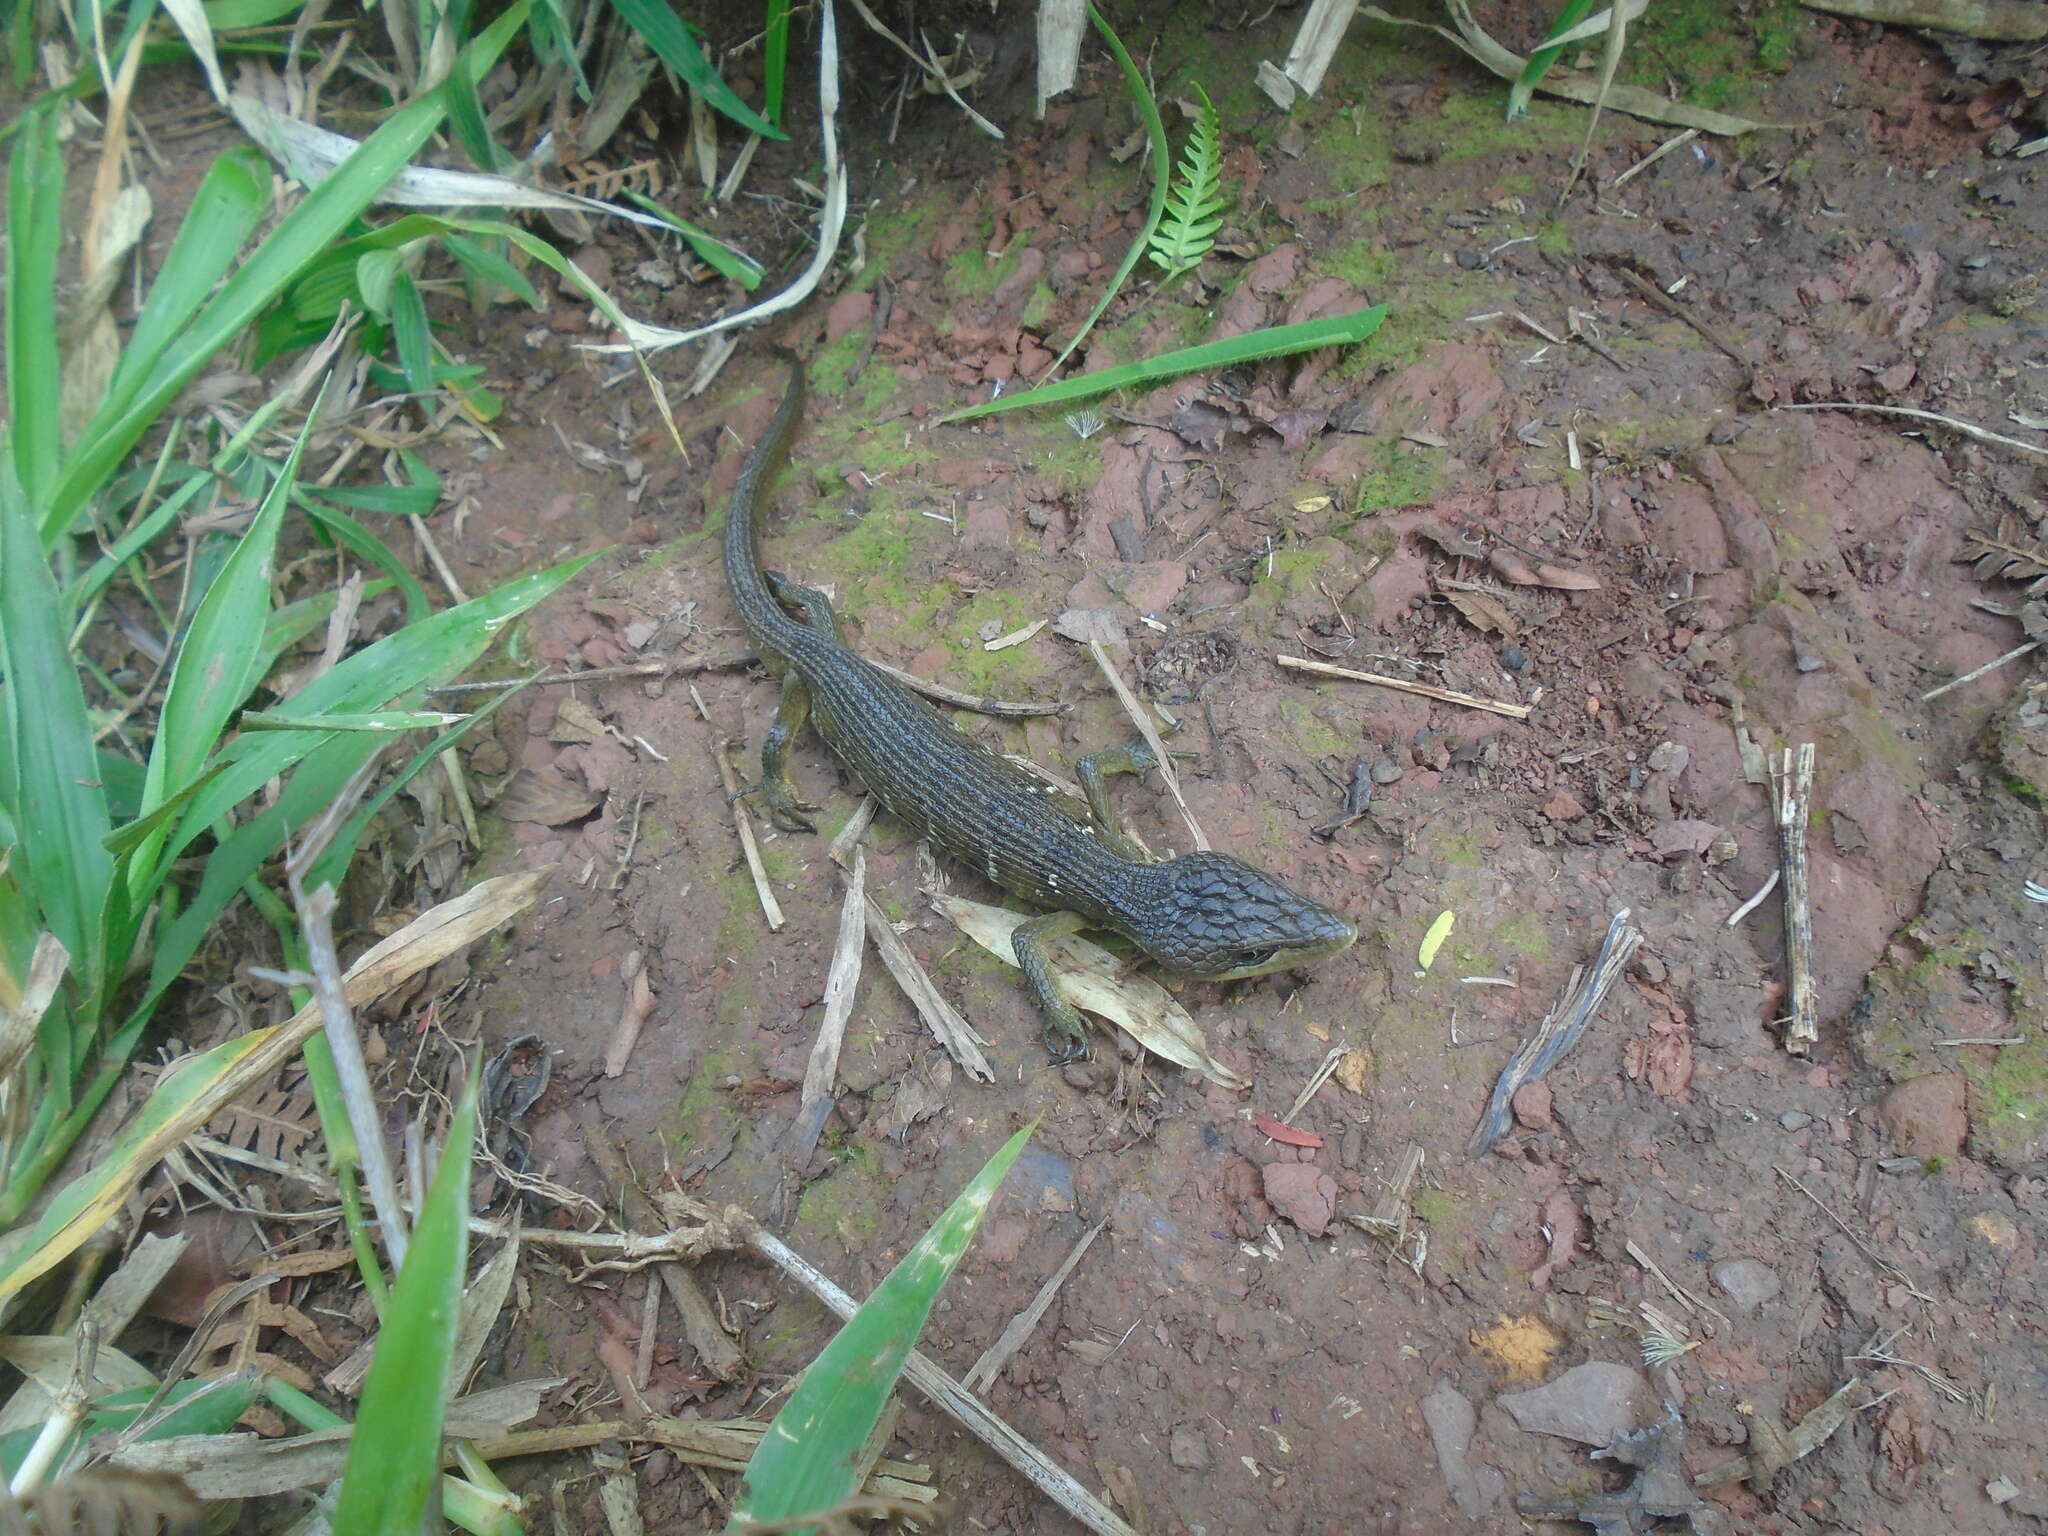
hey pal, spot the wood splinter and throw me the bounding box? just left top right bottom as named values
left=1774, top=743, right=1818, bottom=1057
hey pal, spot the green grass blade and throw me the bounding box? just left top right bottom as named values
left=622, top=192, right=764, bottom=290
left=5, top=106, right=64, bottom=509
left=388, top=269, right=437, bottom=402
left=443, top=232, right=543, bottom=308
left=302, top=687, right=519, bottom=895
left=333, top=1065, right=478, bottom=1534
left=136, top=549, right=602, bottom=937
left=1509, top=0, right=1599, bottom=119
left=441, top=36, right=503, bottom=173
left=1040, top=6, right=1170, bottom=380
left=763, top=0, right=791, bottom=128
left=729, top=1126, right=1033, bottom=1532
left=133, top=405, right=312, bottom=867
left=44, top=0, right=537, bottom=541
left=0, top=461, right=113, bottom=992
left=606, top=0, right=784, bottom=140
left=299, top=498, right=435, bottom=622
left=940, top=305, right=1388, bottom=424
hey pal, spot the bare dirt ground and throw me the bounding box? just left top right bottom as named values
left=107, top=2, right=2048, bottom=1531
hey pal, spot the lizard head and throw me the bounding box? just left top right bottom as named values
left=1138, top=851, right=1357, bottom=979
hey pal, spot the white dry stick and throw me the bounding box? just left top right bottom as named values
left=787, top=849, right=869, bottom=1158
left=1778, top=401, right=2048, bottom=460
left=1036, top=0, right=1085, bottom=114
left=1088, top=638, right=1208, bottom=851
left=1775, top=743, right=1818, bottom=1056
left=1921, top=638, right=2043, bottom=701
left=1277, top=654, right=1533, bottom=719
left=1259, top=0, right=1364, bottom=106
left=829, top=799, right=993, bottom=1080
left=1724, top=868, right=1780, bottom=928
left=963, top=1219, right=1108, bottom=1394
left=692, top=683, right=785, bottom=933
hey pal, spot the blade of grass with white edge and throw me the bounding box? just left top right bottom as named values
left=43, top=0, right=537, bottom=541
left=1038, top=4, right=1169, bottom=381
left=332, top=1065, right=479, bottom=1534
left=939, top=305, right=1388, bottom=424
left=728, top=1124, right=1033, bottom=1533
left=103, top=148, right=269, bottom=410
left=1507, top=0, right=1597, bottom=120
left=0, top=462, right=113, bottom=996
left=622, top=191, right=764, bottom=289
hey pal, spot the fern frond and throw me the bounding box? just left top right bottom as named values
left=1146, top=85, right=1226, bottom=279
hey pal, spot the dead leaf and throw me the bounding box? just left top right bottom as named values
left=497, top=767, right=601, bottom=826
left=1532, top=561, right=1601, bottom=591
left=1490, top=548, right=1602, bottom=590
left=1051, top=607, right=1124, bottom=646
left=208, top=1081, right=318, bottom=1164
left=1169, top=399, right=1237, bottom=452
left=548, top=698, right=608, bottom=744
left=1251, top=1113, right=1323, bottom=1148
left=1650, top=819, right=1721, bottom=859
left=1443, top=587, right=1519, bottom=639
left=252, top=1250, right=355, bottom=1280
left=1267, top=408, right=1329, bottom=451
left=934, top=895, right=1247, bottom=1090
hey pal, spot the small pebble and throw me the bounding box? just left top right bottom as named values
left=1500, top=643, right=1529, bottom=673
left=1371, top=759, right=1405, bottom=785
left=1780, top=1110, right=1813, bottom=1131
left=1711, top=1257, right=1781, bottom=1313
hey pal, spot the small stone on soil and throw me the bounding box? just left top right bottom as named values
left=1371, top=759, right=1405, bottom=785
left=1780, top=1110, right=1813, bottom=1131
left=1712, top=1258, right=1782, bottom=1313
left=1497, top=1361, right=1654, bottom=1447
left=1169, top=1425, right=1212, bottom=1471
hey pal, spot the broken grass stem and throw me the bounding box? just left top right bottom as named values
left=1275, top=655, right=1532, bottom=719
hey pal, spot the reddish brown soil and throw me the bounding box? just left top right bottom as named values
left=112, top=3, right=2048, bottom=1532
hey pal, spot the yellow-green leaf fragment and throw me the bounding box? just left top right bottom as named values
left=1418, top=911, right=1456, bottom=973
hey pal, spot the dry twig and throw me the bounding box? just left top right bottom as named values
left=1277, top=655, right=1532, bottom=719
left=1773, top=744, right=1818, bottom=1055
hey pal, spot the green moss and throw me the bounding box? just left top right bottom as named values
left=2002, top=772, right=2043, bottom=806
left=1627, top=0, right=1805, bottom=107
left=1967, top=1041, right=2048, bottom=1165
left=852, top=199, right=945, bottom=293
left=1490, top=912, right=1552, bottom=966
left=672, top=1041, right=743, bottom=1157
left=1275, top=696, right=1351, bottom=760
left=1243, top=543, right=1338, bottom=624
left=1022, top=426, right=1107, bottom=491
left=1020, top=278, right=1059, bottom=332
left=1348, top=439, right=1443, bottom=515
left=1436, top=833, right=1482, bottom=870
left=1411, top=1190, right=1457, bottom=1226
left=1314, top=239, right=1396, bottom=293
left=795, top=1140, right=887, bottom=1248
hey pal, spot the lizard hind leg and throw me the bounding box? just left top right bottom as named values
left=740, top=670, right=822, bottom=833
left=1011, top=909, right=1094, bottom=1063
